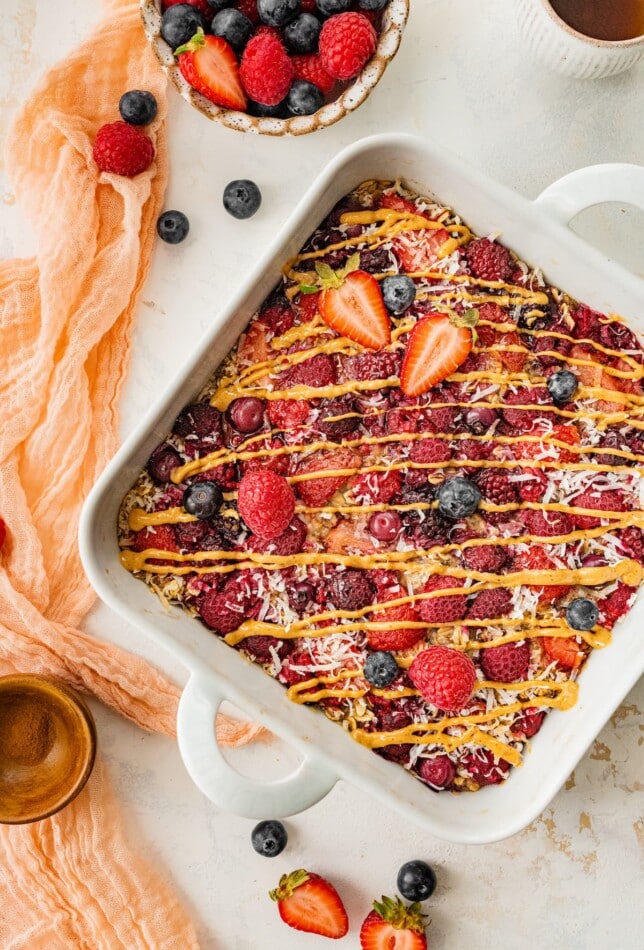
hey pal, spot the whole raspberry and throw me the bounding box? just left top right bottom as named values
left=417, top=575, right=467, bottom=624
left=199, top=570, right=263, bottom=634
left=513, top=546, right=569, bottom=605
left=257, top=295, right=295, bottom=336
left=132, top=524, right=178, bottom=553
left=236, top=0, right=261, bottom=22
left=518, top=469, right=549, bottom=503
left=349, top=470, right=402, bottom=504
left=617, top=526, right=644, bottom=563
left=328, top=569, right=376, bottom=611
left=237, top=471, right=295, bottom=539
left=248, top=516, right=307, bottom=555
left=461, top=544, right=507, bottom=574
left=419, top=405, right=461, bottom=434
left=319, top=11, right=377, bottom=80
left=281, top=353, right=337, bottom=388
left=409, top=438, right=451, bottom=464
left=280, top=650, right=314, bottom=686
left=267, top=398, right=311, bottom=430
left=461, top=748, right=510, bottom=786
left=479, top=640, right=530, bottom=682
left=599, top=582, right=637, bottom=627
left=570, top=489, right=628, bottom=530
left=341, top=350, right=400, bottom=382
left=173, top=403, right=223, bottom=441
left=240, top=31, right=294, bottom=106
left=93, top=121, right=154, bottom=177
left=467, top=588, right=513, bottom=621
left=291, top=54, right=335, bottom=95
left=174, top=520, right=209, bottom=550
left=417, top=755, right=456, bottom=790
left=511, top=707, right=545, bottom=739
left=523, top=509, right=573, bottom=538
left=476, top=468, right=518, bottom=506
left=463, top=238, right=513, bottom=282
left=501, top=387, right=549, bottom=430
left=147, top=443, right=182, bottom=483
left=409, top=646, right=476, bottom=711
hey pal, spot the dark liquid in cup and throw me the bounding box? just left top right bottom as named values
left=549, top=0, right=644, bottom=40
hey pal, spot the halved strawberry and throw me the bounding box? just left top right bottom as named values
left=176, top=30, right=247, bottom=111
left=270, top=869, right=349, bottom=939
left=542, top=635, right=585, bottom=670
left=310, top=255, right=391, bottom=350
left=400, top=310, right=478, bottom=396
left=381, top=193, right=420, bottom=215
left=360, top=897, right=428, bottom=950
left=393, top=228, right=449, bottom=273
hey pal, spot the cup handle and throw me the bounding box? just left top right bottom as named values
left=176, top=673, right=338, bottom=817
left=535, top=163, right=644, bottom=225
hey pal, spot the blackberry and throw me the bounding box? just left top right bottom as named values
left=173, top=403, right=223, bottom=440
left=119, top=89, right=158, bottom=125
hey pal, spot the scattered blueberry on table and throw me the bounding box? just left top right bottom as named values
left=223, top=179, right=262, bottom=219
left=157, top=210, right=190, bottom=244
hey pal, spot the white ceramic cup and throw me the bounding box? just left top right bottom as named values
left=516, top=0, right=644, bottom=78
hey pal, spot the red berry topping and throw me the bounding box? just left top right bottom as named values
left=93, top=121, right=154, bottom=177
left=227, top=396, right=266, bottom=433
left=513, top=546, right=570, bottom=605
left=511, top=707, right=545, bottom=739
left=518, top=468, right=549, bottom=503
left=267, top=398, right=311, bottom=430
left=349, top=469, right=402, bottom=504
left=132, top=524, right=179, bottom=553
left=328, top=569, right=376, bottom=611
left=199, top=571, right=262, bottom=634
left=417, top=575, right=467, bottom=624
left=417, top=755, right=456, bottom=790
left=480, top=640, right=530, bottom=682
left=291, top=54, right=336, bottom=95
left=617, top=526, right=644, bottom=563
left=467, top=588, right=513, bottom=621
left=237, top=0, right=261, bottom=22
left=282, top=353, right=337, bottom=388
left=341, top=350, right=401, bottom=382
left=248, top=516, right=307, bottom=555
left=368, top=510, right=402, bottom=542
left=409, top=438, right=451, bottom=464
left=461, top=544, right=507, bottom=574
left=360, top=898, right=428, bottom=950
left=319, top=12, right=377, bottom=81
left=569, top=489, right=628, bottom=529
left=240, top=31, right=294, bottom=106
left=463, top=238, right=513, bottom=282
left=599, top=582, right=637, bottom=627
left=237, top=471, right=295, bottom=539
left=174, top=402, right=224, bottom=440
left=368, top=582, right=423, bottom=652
left=522, top=508, right=573, bottom=538
left=409, top=645, right=476, bottom=711
left=461, top=748, right=510, bottom=786
left=501, top=386, right=549, bottom=430
left=476, top=468, right=518, bottom=506
left=295, top=448, right=358, bottom=506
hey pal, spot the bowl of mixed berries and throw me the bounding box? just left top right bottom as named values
left=141, top=0, right=410, bottom=134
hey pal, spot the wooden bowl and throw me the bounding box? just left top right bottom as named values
left=0, top=675, right=97, bottom=824
left=140, top=0, right=410, bottom=135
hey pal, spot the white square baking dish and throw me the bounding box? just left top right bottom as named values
left=79, top=134, right=644, bottom=844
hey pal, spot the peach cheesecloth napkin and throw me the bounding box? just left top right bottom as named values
left=0, top=0, right=267, bottom=945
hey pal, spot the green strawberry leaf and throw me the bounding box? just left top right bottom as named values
left=299, top=285, right=319, bottom=295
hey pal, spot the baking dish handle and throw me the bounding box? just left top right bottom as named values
left=177, top=673, right=338, bottom=817
left=535, top=163, right=644, bottom=224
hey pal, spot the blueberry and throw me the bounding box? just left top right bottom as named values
left=223, top=179, right=262, bottom=219
left=283, top=13, right=321, bottom=54
left=251, top=819, right=288, bottom=857
left=157, top=210, right=190, bottom=244
left=364, top=651, right=399, bottom=687
left=206, top=0, right=231, bottom=9
left=358, top=0, right=389, bottom=8
left=547, top=369, right=579, bottom=405
left=566, top=597, right=599, bottom=631
left=286, top=80, right=324, bottom=116
left=397, top=860, right=437, bottom=902
left=436, top=477, right=481, bottom=519
left=160, top=4, right=205, bottom=50
left=316, top=0, right=352, bottom=13
left=183, top=481, right=223, bottom=519
left=119, top=90, right=158, bottom=126
left=381, top=275, right=416, bottom=314
left=257, top=0, right=300, bottom=27
left=247, top=98, right=289, bottom=118
left=211, top=8, right=254, bottom=51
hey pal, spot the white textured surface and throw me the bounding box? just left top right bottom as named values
left=2, top=1, right=643, bottom=948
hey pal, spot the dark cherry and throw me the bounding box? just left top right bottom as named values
left=289, top=581, right=315, bottom=611
left=368, top=510, right=402, bottom=542
left=227, top=396, right=265, bottom=433
left=464, top=406, right=497, bottom=434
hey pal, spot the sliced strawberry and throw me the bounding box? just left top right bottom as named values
left=360, top=897, right=428, bottom=950
left=513, top=547, right=570, bottom=605
left=325, top=519, right=377, bottom=555
left=237, top=321, right=268, bottom=370
left=314, top=257, right=391, bottom=350
left=542, top=635, right=585, bottom=670
left=295, top=448, right=360, bottom=506
left=381, top=193, right=420, bottom=215
left=400, top=311, right=477, bottom=396
left=176, top=30, right=247, bottom=111
left=393, top=228, right=449, bottom=273
left=270, top=870, right=349, bottom=940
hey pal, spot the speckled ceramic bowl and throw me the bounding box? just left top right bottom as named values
left=141, top=0, right=410, bottom=135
